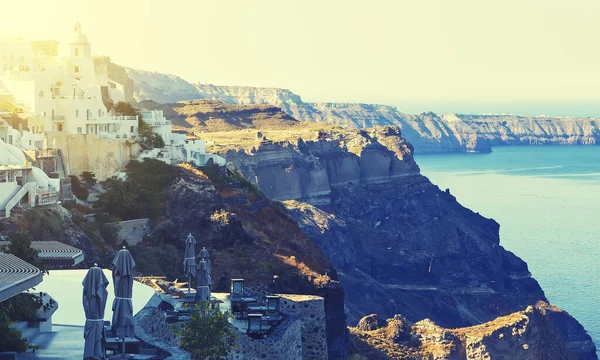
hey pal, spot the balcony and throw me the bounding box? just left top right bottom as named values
left=35, top=149, right=59, bottom=158
left=86, top=115, right=138, bottom=124
left=144, top=120, right=170, bottom=126
left=52, top=115, right=66, bottom=122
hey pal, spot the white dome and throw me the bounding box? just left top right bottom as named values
left=69, top=23, right=89, bottom=44
left=0, top=138, right=26, bottom=166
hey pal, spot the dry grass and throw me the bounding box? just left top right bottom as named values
left=196, top=122, right=343, bottom=153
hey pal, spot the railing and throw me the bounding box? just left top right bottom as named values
left=52, top=115, right=66, bottom=122
left=36, top=149, right=59, bottom=158
left=87, top=115, right=138, bottom=122
left=143, top=120, right=170, bottom=126
left=4, top=183, right=35, bottom=218
left=37, top=191, right=60, bottom=206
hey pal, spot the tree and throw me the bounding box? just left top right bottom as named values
left=113, top=101, right=138, bottom=117
left=70, top=175, right=89, bottom=201
left=113, top=101, right=165, bottom=149
left=98, top=159, right=177, bottom=220
left=79, top=171, right=97, bottom=187
left=175, top=302, right=236, bottom=360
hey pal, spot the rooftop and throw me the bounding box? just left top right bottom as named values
left=0, top=241, right=84, bottom=266
left=0, top=252, right=43, bottom=302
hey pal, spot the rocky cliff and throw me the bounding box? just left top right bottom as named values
left=125, top=67, right=600, bottom=153
left=225, top=126, right=419, bottom=205
left=207, top=124, right=596, bottom=359
left=350, top=302, right=593, bottom=360
left=137, top=163, right=348, bottom=359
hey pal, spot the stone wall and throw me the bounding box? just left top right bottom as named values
left=249, top=287, right=329, bottom=360
left=227, top=315, right=303, bottom=360
left=46, top=131, right=141, bottom=180
left=134, top=297, right=189, bottom=360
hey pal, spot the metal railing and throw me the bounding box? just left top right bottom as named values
left=36, top=149, right=59, bottom=158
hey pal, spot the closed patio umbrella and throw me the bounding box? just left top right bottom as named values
left=198, top=246, right=211, bottom=289
left=195, top=259, right=211, bottom=303
left=183, top=233, right=197, bottom=293
left=111, top=247, right=135, bottom=354
left=82, top=264, right=109, bottom=360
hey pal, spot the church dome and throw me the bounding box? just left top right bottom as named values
left=69, top=22, right=89, bottom=44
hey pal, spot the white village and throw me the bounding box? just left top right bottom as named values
left=0, top=23, right=224, bottom=219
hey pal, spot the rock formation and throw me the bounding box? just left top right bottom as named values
left=350, top=302, right=593, bottom=360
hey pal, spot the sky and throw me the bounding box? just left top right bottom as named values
left=1, top=0, right=599, bottom=116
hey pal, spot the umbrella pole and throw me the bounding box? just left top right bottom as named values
left=188, top=274, right=191, bottom=294
left=122, top=337, right=125, bottom=355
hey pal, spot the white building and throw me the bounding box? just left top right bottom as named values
left=0, top=138, right=60, bottom=218
left=140, top=110, right=171, bottom=144
left=0, top=23, right=138, bottom=143
left=184, top=139, right=226, bottom=166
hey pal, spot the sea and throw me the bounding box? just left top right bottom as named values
left=416, top=146, right=600, bottom=356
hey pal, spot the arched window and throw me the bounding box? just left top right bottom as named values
left=39, top=91, right=44, bottom=98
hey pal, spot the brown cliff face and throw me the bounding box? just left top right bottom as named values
left=225, top=126, right=420, bottom=205
left=350, top=302, right=585, bottom=360
left=150, top=164, right=347, bottom=359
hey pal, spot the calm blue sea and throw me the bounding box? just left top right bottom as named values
left=416, top=146, right=600, bottom=356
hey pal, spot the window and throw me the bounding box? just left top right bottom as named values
left=98, top=109, right=102, bottom=117
left=74, top=66, right=80, bottom=73
left=130, top=126, right=134, bottom=133
left=39, top=91, right=44, bottom=98
left=76, top=110, right=79, bottom=118
left=77, top=127, right=82, bottom=134
left=74, top=48, right=79, bottom=56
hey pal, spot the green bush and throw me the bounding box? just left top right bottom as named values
left=174, top=302, right=236, bottom=360
left=0, top=314, right=30, bottom=353
left=0, top=294, right=43, bottom=353
left=0, top=293, right=43, bottom=322
left=99, top=159, right=177, bottom=220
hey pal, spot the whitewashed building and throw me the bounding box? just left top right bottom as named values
left=0, top=139, right=60, bottom=218
left=140, top=110, right=171, bottom=144
left=0, top=23, right=138, bottom=143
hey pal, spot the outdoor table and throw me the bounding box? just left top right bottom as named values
left=105, top=337, right=140, bottom=354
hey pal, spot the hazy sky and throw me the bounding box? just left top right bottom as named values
left=1, top=0, right=599, bottom=116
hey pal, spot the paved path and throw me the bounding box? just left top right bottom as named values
left=19, top=325, right=84, bottom=360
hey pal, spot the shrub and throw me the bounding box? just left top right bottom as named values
left=174, top=302, right=236, bottom=360
left=99, top=159, right=177, bottom=220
